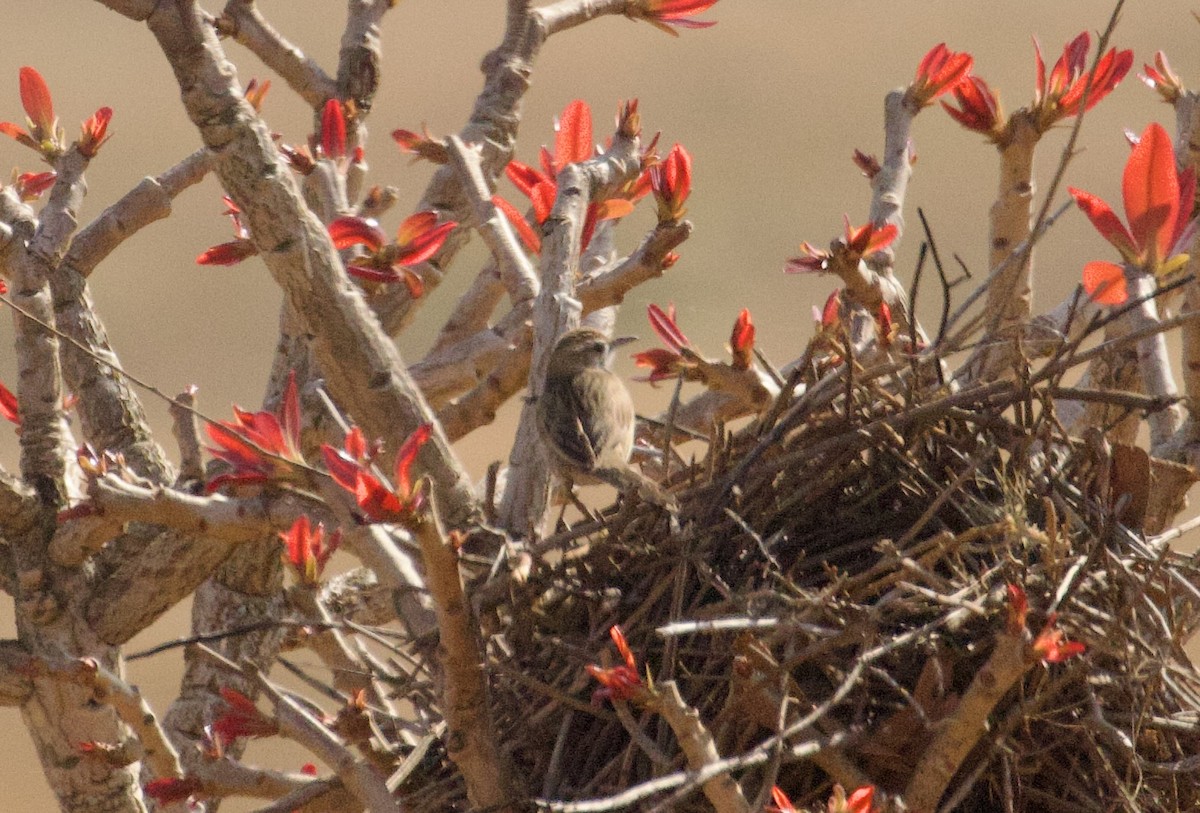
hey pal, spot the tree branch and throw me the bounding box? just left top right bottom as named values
left=217, top=0, right=337, bottom=107
left=415, top=504, right=517, bottom=812
left=122, top=0, right=480, bottom=527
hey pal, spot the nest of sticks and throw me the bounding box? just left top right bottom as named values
left=395, top=335, right=1200, bottom=812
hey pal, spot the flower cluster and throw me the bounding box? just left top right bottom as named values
left=280, top=515, right=341, bottom=586
left=328, top=211, right=456, bottom=298
left=785, top=215, right=898, bottom=274
left=1069, top=122, right=1196, bottom=305
left=321, top=423, right=432, bottom=523
left=493, top=99, right=646, bottom=255
left=0, top=66, right=112, bottom=160
left=939, top=33, right=1131, bottom=142
left=205, top=371, right=305, bottom=492
left=585, top=625, right=644, bottom=704
left=1006, top=583, right=1086, bottom=663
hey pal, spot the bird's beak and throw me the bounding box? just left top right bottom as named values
left=609, top=335, right=638, bottom=349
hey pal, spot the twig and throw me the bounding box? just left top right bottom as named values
left=169, top=386, right=205, bottom=485
left=645, top=681, right=750, bottom=813
left=445, top=134, right=538, bottom=307
left=217, top=0, right=337, bottom=106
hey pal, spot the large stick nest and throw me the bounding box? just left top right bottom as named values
left=408, top=365, right=1200, bottom=811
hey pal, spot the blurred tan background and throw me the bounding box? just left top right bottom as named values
left=0, top=1, right=1197, bottom=807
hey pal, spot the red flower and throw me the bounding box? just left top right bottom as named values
left=320, top=98, right=346, bottom=160
left=321, top=423, right=432, bottom=523
left=0, top=67, right=61, bottom=155
left=497, top=99, right=637, bottom=254
left=580, top=198, right=635, bottom=252
left=828, top=784, right=875, bottom=813
left=633, top=303, right=693, bottom=384
left=942, top=75, right=1002, bottom=139
left=211, top=687, right=279, bottom=742
left=244, top=77, right=271, bottom=112
left=1033, top=32, right=1131, bottom=130
left=1006, top=583, right=1085, bottom=663
left=196, top=239, right=258, bottom=266
left=729, top=308, right=754, bottom=370
left=221, top=196, right=248, bottom=238
left=786, top=216, right=898, bottom=274
left=392, top=125, right=449, bottom=164
left=844, top=218, right=899, bottom=257
left=767, top=786, right=796, bottom=813
left=616, top=98, right=642, bottom=140
left=330, top=212, right=456, bottom=298
left=394, top=211, right=455, bottom=266
left=1032, top=614, right=1087, bottom=663
left=0, top=381, right=19, bottom=426
left=648, top=301, right=690, bottom=352
left=281, top=515, right=341, bottom=586
left=19, top=66, right=54, bottom=137
left=329, top=216, right=386, bottom=253
left=342, top=424, right=372, bottom=462
left=279, top=142, right=316, bottom=175
left=638, top=0, right=719, bottom=37
left=1069, top=121, right=1196, bottom=305
left=650, top=143, right=692, bottom=222
left=205, top=370, right=304, bottom=492
left=585, top=625, right=644, bottom=704
left=553, top=99, right=593, bottom=174
left=197, top=196, right=257, bottom=265
left=144, top=776, right=202, bottom=805
left=1141, top=50, right=1183, bottom=105
left=852, top=149, right=881, bottom=180
left=78, top=107, right=112, bottom=158
left=816, top=289, right=843, bottom=334
left=14, top=170, right=55, bottom=201
left=874, top=301, right=895, bottom=347
left=632, top=347, right=686, bottom=384
left=492, top=194, right=542, bottom=254
left=907, top=44, right=973, bottom=108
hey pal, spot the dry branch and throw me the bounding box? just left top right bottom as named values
left=414, top=505, right=517, bottom=812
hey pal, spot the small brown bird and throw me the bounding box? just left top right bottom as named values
left=536, top=328, right=674, bottom=508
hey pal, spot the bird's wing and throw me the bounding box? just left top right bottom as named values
left=540, top=375, right=599, bottom=471
left=589, top=375, right=635, bottom=469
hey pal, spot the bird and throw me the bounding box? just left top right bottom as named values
left=536, top=327, right=676, bottom=510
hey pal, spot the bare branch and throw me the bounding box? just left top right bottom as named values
left=903, top=632, right=1029, bottom=811
left=66, top=148, right=212, bottom=277
left=446, top=135, right=539, bottom=306
left=335, top=0, right=390, bottom=114
left=217, top=0, right=337, bottom=107
left=88, top=660, right=184, bottom=782
left=415, top=503, right=517, bottom=812
left=170, top=386, right=205, bottom=485
left=647, top=681, right=751, bottom=813
left=287, top=588, right=395, bottom=714
left=430, top=263, right=507, bottom=354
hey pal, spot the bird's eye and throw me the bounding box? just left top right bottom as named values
left=591, top=342, right=606, bottom=354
